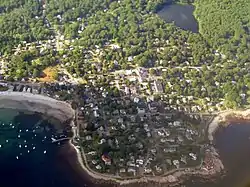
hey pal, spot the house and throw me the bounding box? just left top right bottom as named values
left=16, top=84, right=23, bottom=92
left=136, top=159, right=144, bottom=165
left=32, top=87, right=39, bottom=94
left=137, top=68, right=149, bottom=82
left=173, top=121, right=181, bottom=127
left=7, top=85, right=14, bottom=91
left=164, top=147, right=176, bottom=153
left=153, top=80, right=164, bottom=93
left=181, top=156, right=187, bottom=164
left=137, top=107, right=145, bottom=115
left=119, top=168, right=126, bottom=173
left=189, top=153, right=197, bottom=160
left=127, top=168, right=136, bottom=175
left=27, top=87, right=31, bottom=93
left=173, top=160, right=180, bottom=168
left=144, top=168, right=152, bottom=174
left=96, top=165, right=102, bottom=170
left=86, top=135, right=92, bottom=141
left=134, top=97, right=140, bottom=103
left=87, top=151, right=97, bottom=155
left=101, top=154, right=111, bottom=165
left=99, top=139, right=106, bottom=144
left=128, top=56, right=133, bottom=62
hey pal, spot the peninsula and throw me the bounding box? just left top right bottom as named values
left=0, top=82, right=225, bottom=187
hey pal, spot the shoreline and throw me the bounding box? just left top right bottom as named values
left=0, top=91, right=75, bottom=125
left=67, top=140, right=224, bottom=187
left=208, top=109, right=250, bottom=142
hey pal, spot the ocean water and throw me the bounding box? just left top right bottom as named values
left=186, top=122, right=250, bottom=187
left=0, top=109, right=86, bottom=187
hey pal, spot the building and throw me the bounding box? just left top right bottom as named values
left=102, top=154, right=111, bottom=165
left=153, top=80, right=164, bottom=93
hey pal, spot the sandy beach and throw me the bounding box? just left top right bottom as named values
left=208, top=109, right=250, bottom=141
left=0, top=91, right=75, bottom=124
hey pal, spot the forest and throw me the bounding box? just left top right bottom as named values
left=0, top=0, right=250, bottom=108
left=194, top=0, right=250, bottom=62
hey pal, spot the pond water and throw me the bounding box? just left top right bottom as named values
left=157, top=4, right=199, bottom=33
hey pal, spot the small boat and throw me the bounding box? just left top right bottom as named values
left=33, top=146, right=36, bottom=150
left=24, top=145, right=27, bottom=148
left=16, top=156, right=19, bottom=160
left=0, top=145, right=2, bottom=148
left=19, top=145, right=22, bottom=148
left=51, top=137, right=56, bottom=141
left=44, top=150, right=47, bottom=154
left=5, top=140, right=9, bottom=143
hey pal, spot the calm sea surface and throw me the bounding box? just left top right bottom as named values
left=0, top=109, right=96, bottom=187
left=186, top=123, right=250, bottom=187
left=1, top=109, right=250, bottom=187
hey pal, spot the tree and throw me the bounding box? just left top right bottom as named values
left=32, top=69, right=39, bottom=78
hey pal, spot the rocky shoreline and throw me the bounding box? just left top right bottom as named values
left=208, top=109, right=250, bottom=142
left=66, top=140, right=225, bottom=187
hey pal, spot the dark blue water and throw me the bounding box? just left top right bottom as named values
left=187, top=123, right=250, bottom=187
left=0, top=109, right=94, bottom=187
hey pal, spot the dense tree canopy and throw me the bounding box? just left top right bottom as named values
left=194, top=0, right=250, bottom=63
left=0, top=0, right=250, bottom=108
